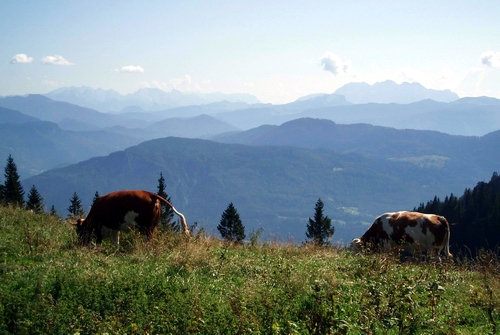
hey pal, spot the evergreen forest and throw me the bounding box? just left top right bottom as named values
left=416, top=172, right=500, bottom=257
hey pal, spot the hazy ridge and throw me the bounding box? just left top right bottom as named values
left=1, top=81, right=499, bottom=242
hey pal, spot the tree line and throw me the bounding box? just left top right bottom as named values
left=0, top=155, right=49, bottom=214
left=415, top=172, right=500, bottom=256
left=0, top=155, right=335, bottom=245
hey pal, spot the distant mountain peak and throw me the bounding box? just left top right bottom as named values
left=26, top=94, right=53, bottom=102
left=44, top=86, right=261, bottom=112
left=335, top=80, right=459, bottom=104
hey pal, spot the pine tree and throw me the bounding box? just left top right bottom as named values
left=26, top=185, right=44, bottom=213
left=157, top=172, right=176, bottom=231
left=306, top=198, right=334, bottom=246
left=49, top=205, right=59, bottom=217
left=2, top=155, right=25, bottom=206
left=67, top=192, right=85, bottom=219
left=92, top=191, right=100, bottom=205
left=218, top=202, right=246, bottom=243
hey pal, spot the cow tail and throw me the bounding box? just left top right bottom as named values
left=155, top=194, right=190, bottom=236
left=445, top=220, right=452, bottom=258
left=171, top=206, right=189, bottom=236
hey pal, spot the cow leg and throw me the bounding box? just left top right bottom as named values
left=96, top=226, right=103, bottom=244
left=80, top=232, right=91, bottom=245
left=111, top=230, right=120, bottom=246
left=140, top=228, right=153, bottom=242
left=430, top=248, right=442, bottom=262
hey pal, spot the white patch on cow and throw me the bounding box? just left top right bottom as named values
left=380, top=213, right=394, bottom=250
left=402, top=216, right=434, bottom=253
left=120, top=211, right=139, bottom=230
left=379, top=212, right=426, bottom=252
left=380, top=214, right=392, bottom=235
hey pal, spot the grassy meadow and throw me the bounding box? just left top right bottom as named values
left=0, top=205, right=499, bottom=334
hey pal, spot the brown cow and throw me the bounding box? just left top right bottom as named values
left=75, top=190, right=189, bottom=245
left=350, top=211, right=452, bottom=259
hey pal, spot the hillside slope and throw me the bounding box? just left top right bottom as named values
left=0, top=121, right=141, bottom=177
left=213, top=117, right=497, bottom=175
left=23, top=137, right=489, bottom=242
left=1, top=205, right=494, bottom=334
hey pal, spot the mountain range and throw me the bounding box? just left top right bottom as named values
left=19, top=118, right=500, bottom=243
left=0, top=120, right=140, bottom=177
left=4, top=81, right=498, bottom=136
left=1, top=80, right=500, bottom=243
left=43, top=80, right=459, bottom=113
left=334, top=80, right=459, bottom=104
left=45, top=86, right=262, bottom=112
left=0, top=120, right=237, bottom=180
left=0, top=94, right=150, bottom=129
left=213, top=97, right=500, bottom=135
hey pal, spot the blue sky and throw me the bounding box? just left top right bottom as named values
left=1, top=0, right=499, bottom=104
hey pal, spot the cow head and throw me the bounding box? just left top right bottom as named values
left=349, top=238, right=363, bottom=252
left=73, top=218, right=92, bottom=245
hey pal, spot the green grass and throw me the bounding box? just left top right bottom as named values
left=0, top=205, right=499, bottom=334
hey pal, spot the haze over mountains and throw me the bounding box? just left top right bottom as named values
left=44, top=86, right=262, bottom=113
left=1, top=80, right=500, bottom=242
left=41, top=80, right=459, bottom=113
left=2, top=80, right=497, bottom=136
left=335, top=80, right=459, bottom=104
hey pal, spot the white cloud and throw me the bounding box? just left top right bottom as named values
left=139, top=75, right=212, bottom=93
left=194, top=79, right=213, bottom=92
left=120, top=65, right=144, bottom=73
left=41, top=79, right=61, bottom=88
left=170, top=74, right=192, bottom=89
left=151, top=80, right=167, bottom=90
left=481, top=51, right=500, bottom=68
left=139, top=80, right=168, bottom=90
left=454, top=67, right=487, bottom=97
left=10, top=54, right=33, bottom=64
left=320, top=52, right=353, bottom=75
left=395, top=67, right=458, bottom=90
left=41, top=55, right=74, bottom=66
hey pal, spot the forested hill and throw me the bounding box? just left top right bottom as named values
left=22, top=136, right=494, bottom=243
left=416, top=172, right=500, bottom=256
left=214, top=118, right=500, bottom=180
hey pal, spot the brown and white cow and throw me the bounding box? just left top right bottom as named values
left=74, top=190, right=189, bottom=245
left=350, top=211, right=452, bottom=259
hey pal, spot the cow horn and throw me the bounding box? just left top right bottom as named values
left=71, top=218, right=84, bottom=226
